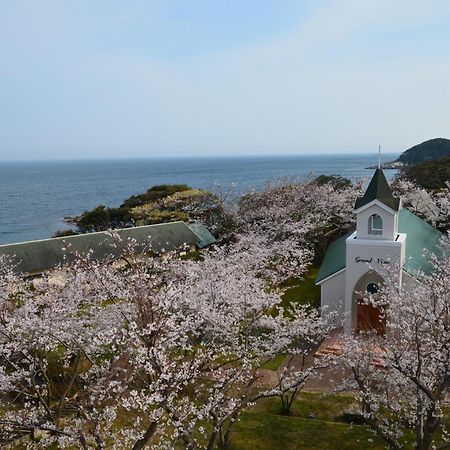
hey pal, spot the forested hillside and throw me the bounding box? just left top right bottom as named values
left=401, top=156, right=450, bottom=190
left=398, top=138, right=450, bottom=165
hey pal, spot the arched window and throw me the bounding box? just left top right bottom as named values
left=368, top=213, right=383, bottom=235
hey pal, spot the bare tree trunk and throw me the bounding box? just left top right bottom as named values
left=418, top=424, right=436, bottom=450
left=279, top=393, right=292, bottom=415
left=56, top=353, right=81, bottom=422
left=94, top=427, right=106, bottom=450
left=179, top=432, right=197, bottom=449
left=206, top=428, right=219, bottom=450
left=132, top=421, right=158, bottom=450
left=416, top=391, right=425, bottom=450
left=279, top=389, right=300, bottom=416
left=220, top=416, right=238, bottom=450
left=78, top=432, right=90, bottom=450
left=419, top=434, right=433, bottom=450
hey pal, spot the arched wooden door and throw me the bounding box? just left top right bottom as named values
left=356, top=298, right=386, bottom=335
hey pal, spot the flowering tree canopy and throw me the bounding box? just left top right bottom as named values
left=0, top=236, right=327, bottom=449
left=236, top=178, right=363, bottom=280
left=393, top=178, right=450, bottom=233
left=339, top=244, right=450, bottom=450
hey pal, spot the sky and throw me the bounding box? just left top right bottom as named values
left=1, top=0, right=450, bottom=160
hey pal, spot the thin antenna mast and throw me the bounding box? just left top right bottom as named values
left=378, top=145, right=381, bottom=169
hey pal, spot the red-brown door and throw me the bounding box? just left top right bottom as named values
left=356, top=299, right=386, bottom=335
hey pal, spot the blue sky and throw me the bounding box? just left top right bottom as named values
left=1, top=0, right=450, bottom=160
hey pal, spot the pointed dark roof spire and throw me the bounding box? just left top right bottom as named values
left=354, top=169, right=400, bottom=211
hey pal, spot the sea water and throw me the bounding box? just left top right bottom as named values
left=0, top=153, right=398, bottom=244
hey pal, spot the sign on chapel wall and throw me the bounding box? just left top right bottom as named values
left=355, top=256, right=390, bottom=265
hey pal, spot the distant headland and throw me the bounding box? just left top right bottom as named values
left=366, top=137, right=450, bottom=169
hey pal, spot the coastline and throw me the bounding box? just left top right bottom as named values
left=0, top=153, right=399, bottom=245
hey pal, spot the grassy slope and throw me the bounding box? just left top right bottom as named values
left=233, top=395, right=386, bottom=450
left=261, top=353, right=286, bottom=371
left=234, top=414, right=385, bottom=450
left=234, top=394, right=450, bottom=450
left=280, top=266, right=321, bottom=310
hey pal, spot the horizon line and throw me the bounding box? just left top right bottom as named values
left=0, top=151, right=400, bottom=163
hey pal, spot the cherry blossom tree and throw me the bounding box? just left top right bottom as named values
left=435, top=182, right=450, bottom=233
left=0, top=235, right=328, bottom=449
left=339, top=245, right=450, bottom=450
left=0, top=252, right=133, bottom=448
left=237, top=177, right=362, bottom=271
left=392, top=179, right=439, bottom=224
left=169, top=243, right=329, bottom=449
left=393, top=178, right=450, bottom=233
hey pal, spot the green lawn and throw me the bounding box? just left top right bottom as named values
left=280, top=265, right=321, bottom=310
left=233, top=394, right=386, bottom=450
left=250, top=392, right=356, bottom=421
left=234, top=412, right=386, bottom=450
left=234, top=394, right=450, bottom=450
left=261, top=354, right=286, bottom=371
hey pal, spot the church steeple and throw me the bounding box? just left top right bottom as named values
left=353, top=169, right=401, bottom=240
left=354, top=169, right=400, bottom=212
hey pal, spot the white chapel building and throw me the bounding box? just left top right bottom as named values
left=316, top=168, right=443, bottom=335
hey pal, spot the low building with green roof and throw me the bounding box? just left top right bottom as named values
left=316, top=169, right=444, bottom=335
left=0, top=221, right=215, bottom=276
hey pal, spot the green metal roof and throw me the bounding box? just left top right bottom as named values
left=0, top=221, right=206, bottom=276
left=354, top=169, right=400, bottom=211
left=315, top=232, right=350, bottom=283
left=398, top=209, right=443, bottom=277
left=316, top=209, right=443, bottom=284
left=187, top=222, right=216, bottom=249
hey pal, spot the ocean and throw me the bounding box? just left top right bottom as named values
left=0, top=153, right=398, bottom=245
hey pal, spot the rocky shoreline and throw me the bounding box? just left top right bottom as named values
left=365, top=160, right=404, bottom=170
